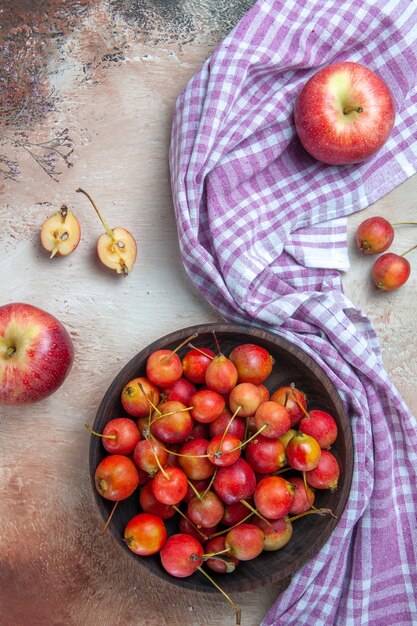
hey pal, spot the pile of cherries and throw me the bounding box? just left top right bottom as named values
left=91, top=335, right=340, bottom=624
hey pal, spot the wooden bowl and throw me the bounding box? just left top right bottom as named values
left=89, top=323, right=353, bottom=594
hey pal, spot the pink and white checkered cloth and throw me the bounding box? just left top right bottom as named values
left=169, top=0, right=417, bottom=624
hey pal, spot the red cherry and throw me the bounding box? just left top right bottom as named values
left=205, top=355, right=238, bottom=395
left=299, top=409, right=338, bottom=449
left=254, top=401, right=291, bottom=438
left=139, top=481, right=175, bottom=520
left=151, top=466, right=188, bottom=505
left=146, top=349, right=183, bottom=387
left=190, top=389, right=226, bottom=423
left=270, top=385, right=307, bottom=427
left=124, top=513, right=167, bottom=556
left=225, top=523, right=264, bottom=560
left=207, top=433, right=241, bottom=467
left=305, top=449, right=340, bottom=490
left=252, top=516, right=293, bottom=551
left=286, top=431, right=321, bottom=471
left=182, top=347, right=215, bottom=384
left=160, top=533, right=204, bottom=578
left=254, top=476, right=295, bottom=519
left=94, top=454, right=139, bottom=501
left=229, top=343, right=274, bottom=385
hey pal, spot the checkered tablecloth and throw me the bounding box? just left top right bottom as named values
left=169, top=1, right=417, bottom=623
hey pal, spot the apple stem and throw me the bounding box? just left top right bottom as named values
left=76, top=188, right=115, bottom=240
left=187, top=343, right=215, bottom=360
left=195, top=565, right=241, bottom=625
left=343, top=106, right=363, bottom=115
left=5, top=346, right=16, bottom=358
left=100, top=500, right=119, bottom=535
left=400, top=243, right=417, bottom=257
left=84, top=423, right=117, bottom=440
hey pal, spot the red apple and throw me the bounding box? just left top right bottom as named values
left=0, top=303, right=74, bottom=404
left=294, top=61, right=395, bottom=165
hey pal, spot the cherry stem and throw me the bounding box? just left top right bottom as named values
left=169, top=333, right=199, bottom=357
left=239, top=499, right=274, bottom=529
left=218, top=406, right=241, bottom=452
left=100, top=500, right=119, bottom=535
left=149, top=405, right=193, bottom=427
left=187, top=342, right=215, bottom=360
left=212, top=331, right=222, bottom=356
left=138, top=383, right=161, bottom=415
left=222, top=423, right=268, bottom=455
left=198, top=547, right=230, bottom=559
left=273, top=466, right=293, bottom=475
left=391, top=222, right=417, bottom=226
left=290, top=383, right=309, bottom=418
left=288, top=507, right=336, bottom=522
left=199, top=554, right=236, bottom=573
left=400, top=243, right=417, bottom=257
left=195, top=566, right=241, bottom=625
left=146, top=435, right=170, bottom=480
left=200, top=469, right=217, bottom=500
left=187, top=479, right=204, bottom=501
left=84, top=423, right=116, bottom=440
left=76, top=187, right=114, bottom=240
left=208, top=512, right=254, bottom=539
left=147, top=432, right=210, bottom=459
left=171, top=505, right=208, bottom=541
left=283, top=390, right=290, bottom=407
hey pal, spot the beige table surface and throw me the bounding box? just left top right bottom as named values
left=1, top=3, right=416, bottom=625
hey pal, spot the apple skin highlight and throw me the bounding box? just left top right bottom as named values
left=294, top=61, right=395, bottom=165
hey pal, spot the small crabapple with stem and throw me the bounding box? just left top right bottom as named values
left=372, top=244, right=417, bottom=291
left=86, top=418, right=140, bottom=455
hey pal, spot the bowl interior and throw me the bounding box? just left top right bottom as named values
left=89, top=323, right=353, bottom=593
